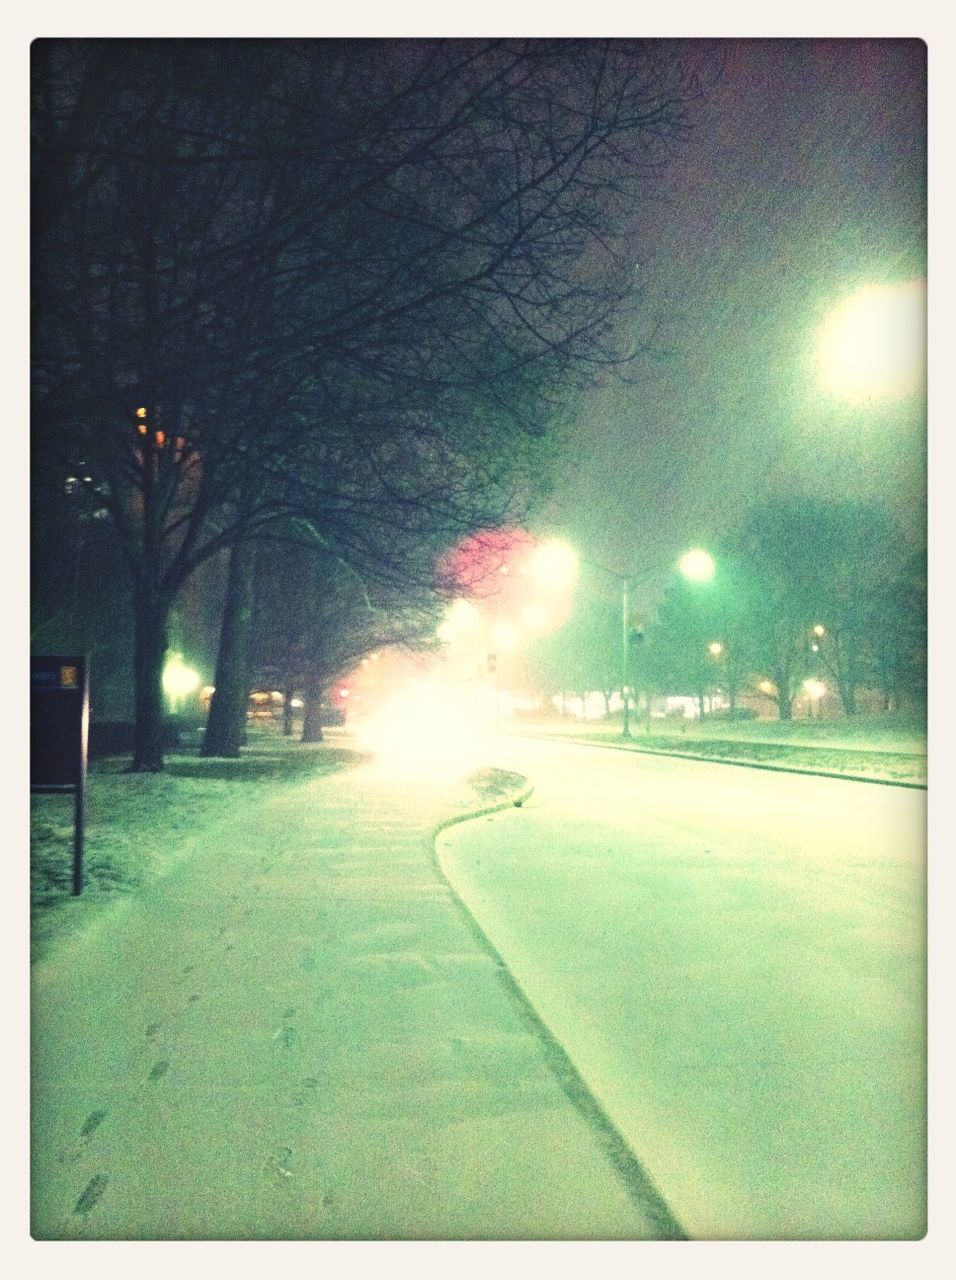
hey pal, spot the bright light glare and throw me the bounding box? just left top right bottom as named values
left=522, top=603, right=548, bottom=630
left=803, top=679, right=827, bottom=699
left=357, top=683, right=495, bottom=781
left=448, top=598, right=479, bottom=630
left=162, top=653, right=200, bottom=701
left=679, top=548, right=715, bottom=582
left=437, top=597, right=481, bottom=644
left=551, top=691, right=609, bottom=720
left=817, top=279, right=925, bottom=402
left=492, top=621, right=520, bottom=652
left=529, top=540, right=578, bottom=589
left=708, top=642, right=724, bottom=657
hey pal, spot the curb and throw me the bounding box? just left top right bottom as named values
left=430, top=777, right=687, bottom=1241
left=514, top=733, right=927, bottom=790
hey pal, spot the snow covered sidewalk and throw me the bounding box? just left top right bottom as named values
left=31, top=751, right=677, bottom=1240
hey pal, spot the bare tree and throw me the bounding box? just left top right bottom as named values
left=33, top=38, right=703, bottom=769
left=247, top=540, right=441, bottom=748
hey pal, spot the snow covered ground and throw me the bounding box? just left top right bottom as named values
left=511, top=712, right=927, bottom=785
left=30, top=731, right=677, bottom=1241
left=443, top=735, right=927, bottom=1240
left=30, top=739, right=363, bottom=962
left=28, top=723, right=929, bottom=1245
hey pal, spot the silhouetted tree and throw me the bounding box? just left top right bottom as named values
left=33, top=38, right=703, bottom=768
left=248, top=541, right=441, bottom=746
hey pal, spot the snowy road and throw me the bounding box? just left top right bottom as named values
left=438, top=736, right=926, bottom=1240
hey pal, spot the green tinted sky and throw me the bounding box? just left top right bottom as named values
left=537, top=39, right=926, bottom=611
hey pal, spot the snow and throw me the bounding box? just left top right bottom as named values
left=29, top=725, right=928, bottom=1244
left=30, top=730, right=668, bottom=1241
left=511, top=713, right=927, bottom=786
left=441, top=735, right=927, bottom=1240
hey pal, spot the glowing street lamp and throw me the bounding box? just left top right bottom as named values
left=566, top=545, right=716, bottom=739
left=708, top=641, right=724, bottom=658
left=803, top=678, right=827, bottom=719
left=816, top=279, right=925, bottom=402
left=437, top=596, right=481, bottom=644
left=162, top=652, right=201, bottom=713
left=678, top=548, right=716, bottom=583
left=529, top=539, right=578, bottom=590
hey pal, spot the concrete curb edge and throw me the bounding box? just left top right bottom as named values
left=429, top=775, right=687, bottom=1241
left=516, top=733, right=927, bottom=790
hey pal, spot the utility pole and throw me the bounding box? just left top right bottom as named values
left=621, top=575, right=631, bottom=738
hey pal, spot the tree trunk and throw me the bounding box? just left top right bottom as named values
left=301, top=663, right=324, bottom=743
left=202, top=537, right=257, bottom=758
left=282, top=679, right=295, bottom=736
left=131, top=583, right=171, bottom=771
left=837, top=651, right=858, bottom=716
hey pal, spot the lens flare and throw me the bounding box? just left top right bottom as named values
left=529, top=540, right=578, bottom=589
left=817, top=279, right=925, bottom=402
left=356, top=681, right=495, bottom=781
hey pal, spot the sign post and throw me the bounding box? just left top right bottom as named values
left=31, top=657, right=89, bottom=895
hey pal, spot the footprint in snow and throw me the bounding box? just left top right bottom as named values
left=73, top=1173, right=108, bottom=1217
left=57, top=1109, right=109, bottom=1165
left=266, top=1147, right=294, bottom=1180
left=273, top=1025, right=298, bottom=1049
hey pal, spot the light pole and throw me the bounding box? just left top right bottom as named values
left=572, top=547, right=715, bottom=740
left=620, top=573, right=632, bottom=737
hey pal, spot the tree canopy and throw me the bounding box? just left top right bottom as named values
left=33, top=39, right=703, bottom=767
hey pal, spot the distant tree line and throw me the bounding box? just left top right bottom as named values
left=32, top=38, right=706, bottom=768
left=642, top=498, right=925, bottom=720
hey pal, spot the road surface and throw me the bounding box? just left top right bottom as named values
left=439, top=735, right=926, bottom=1240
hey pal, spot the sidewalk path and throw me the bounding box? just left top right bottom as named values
left=31, top=755, right=680, bottom=1240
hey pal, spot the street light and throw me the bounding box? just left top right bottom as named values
left=162, top=652, right=201, bottom=714
left=678, top=548, right=716, bottom=583
left=803, top=678, right=827, bottom=719
left=565, top=545, right=716, bottom=740
left=816, top=279, right=925, bottom=402
left=528, top=539, right=578, bottom=590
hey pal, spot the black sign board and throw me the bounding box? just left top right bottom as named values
left=31, top=656, right=89, bottom=895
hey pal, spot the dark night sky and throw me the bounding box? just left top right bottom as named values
left=13, top=26, right=932, bottom=640
left=533, top=38, right=927, bottom=613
